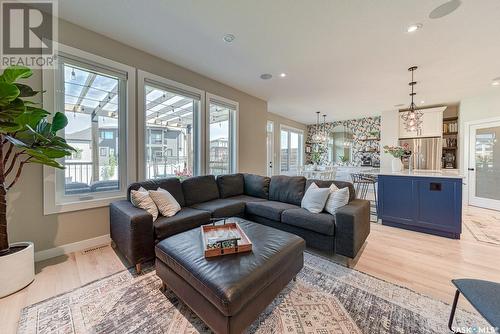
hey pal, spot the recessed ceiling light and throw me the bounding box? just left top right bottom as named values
left=429, top=0, right=462, bottom=19
left=420, top=100, right=425, bottom=104
left=406, top=23, right=423, bottom=33
left=223, top=34, right=235, bottom=43
left=492, top=77, right=500, bottom=86
left=260, top=73, right=272, bottom=80
left=280, top=73, right=287, bottom=78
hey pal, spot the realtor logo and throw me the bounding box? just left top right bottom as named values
left=1, top=0, right=58, bottom=68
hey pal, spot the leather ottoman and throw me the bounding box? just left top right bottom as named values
left=155, top=218, right=305, bottom=334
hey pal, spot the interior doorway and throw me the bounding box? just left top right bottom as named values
left=468, top=120, right=500, bottom=211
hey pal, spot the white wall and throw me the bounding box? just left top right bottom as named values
left=380, top=109, right=399, bottom=170
left=459, top=91, right=500, bottom=204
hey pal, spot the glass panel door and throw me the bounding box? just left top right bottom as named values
left=280, top=127, right=303, bottom=175
left=469, top=121, right=500, bottom=210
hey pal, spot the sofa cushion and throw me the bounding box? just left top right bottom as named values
left=128, top=177, right=185, bottom=207
left=149, top=188, right=181, bottom=217
left=324, top=185, right=350, bottom=215
left=306, top=179, right=356, bottom=202
left=243, top=174, right=270, bottom=199
left=130, top=187, right=159, bottom=221
left=282, top=208, right=335, bottom=236
left=190, top=198, right=245, bottom=218
left=227, top=194, right=267, bottom=204
left=246, top=200, right=300, bottom=221
left=301, top=182, right=331, bottom=213
left=269, top=175, right=306, bottom=206
left=182, top=175, right=219, bottom=206
left=154, top=207, right=211, bottom=240
left=217, top=173, right=244, bottom=198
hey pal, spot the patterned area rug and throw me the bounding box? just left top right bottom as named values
left=18, top=252, right=486, bottom=334
left=464, top=206, right=500, bottom=246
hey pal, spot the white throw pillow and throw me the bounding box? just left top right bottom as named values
left=301, top=182, right=331, bottom=213
left=149, top=187, right=181, bottom=217
left=324, top=184, right=350, bottom=215
left=130, top=187, right=159, bottom=221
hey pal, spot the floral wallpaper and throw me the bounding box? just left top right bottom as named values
left=305, top=116, right=381, bottom=166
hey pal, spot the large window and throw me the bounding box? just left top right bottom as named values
left=138, top=71, right=203, bottom=179
left=207, top=94, right=238, bottom=175
left=280, top=127, right=303, bottom=175
left=43, top=44, right=135, bottom=214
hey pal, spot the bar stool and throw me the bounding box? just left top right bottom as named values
left=350, top=173, right=378, bottom=220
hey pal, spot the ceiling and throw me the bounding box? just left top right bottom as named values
left=58, top=0, right=500, bottom=124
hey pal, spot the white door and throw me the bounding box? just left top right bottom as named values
left=266, top=121, right=274, bottom=176
left=468, top=120, right=500, bottom=210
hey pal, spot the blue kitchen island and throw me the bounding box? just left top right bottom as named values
left=377, top=170, right=463, bottom=239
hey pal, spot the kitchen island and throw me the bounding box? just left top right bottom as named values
left=377, top=169, right=463, bottom=239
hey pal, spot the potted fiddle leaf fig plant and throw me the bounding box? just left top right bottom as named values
left=0, top=65, right=75, bottom=297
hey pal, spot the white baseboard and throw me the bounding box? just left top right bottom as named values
left=34, top=234, right=111, bottom=262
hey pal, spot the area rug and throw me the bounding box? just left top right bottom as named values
left=464, top=206, right=500, bottom=246
left=17, top=252, right=486, bottom=334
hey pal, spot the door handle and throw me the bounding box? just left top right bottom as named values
left=468, top=168, right=474, bottom=171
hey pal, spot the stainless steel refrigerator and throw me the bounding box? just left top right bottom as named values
left=398, top=137, right=442, bottom=170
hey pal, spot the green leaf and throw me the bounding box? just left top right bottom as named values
left=36, top=119, right=51, bottom=137
left=50, top=112, right=68, bottom=133
left=4, top=135, right=28, bottom=147
left=25, top=124, right=51, bottom=143
left=15, top=83, right=39, bottom=97
left=0, top=82, right=20, bottom=106
left=15, top=107, right=49, bottom=129
left=0, top=120, right=22, bottom=133
left=0, top=98, right=26, bottom=120
left=50, top=136, right=76, bottom=151
left=30, top=158, right=64, bottom=169
left=38, top=147, right=70, bottom=158
left=0, top=66, right=32, bottom=83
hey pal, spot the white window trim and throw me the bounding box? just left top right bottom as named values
left=205, top=93, right=239, bottom=174
left=137, top=70, right=205, bottom=180
left=279, top=125, right=304, bottom=174
left=43, top=43, right=136, bottom=214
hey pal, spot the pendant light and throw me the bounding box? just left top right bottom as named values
left=312, top=111, right=321, bottom=142
left=321, top=114, right=327, bottom=142
left=400, top=66, right=423, bottom=132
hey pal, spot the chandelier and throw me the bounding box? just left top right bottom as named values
left=312, top=112, right=328, bottom=143
left=400, top=66, right=423, bottom=132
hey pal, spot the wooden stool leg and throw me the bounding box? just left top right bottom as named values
left=135, top=263, right=142, bottom=274
left=160, top=282, right=167, bottom=292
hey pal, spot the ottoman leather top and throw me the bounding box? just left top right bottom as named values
left=155, top=219, right=305, bottom=316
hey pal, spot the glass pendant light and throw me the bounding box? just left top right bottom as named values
left=312, top=111, right=321, bottom=142
left=321, top=114, right=327, bottom=142
left=400, top=66, right=423, bottom=131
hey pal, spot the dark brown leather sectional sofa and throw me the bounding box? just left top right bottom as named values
left=110, top=173, right=370, bottom=272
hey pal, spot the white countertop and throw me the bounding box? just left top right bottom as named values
left=375, top=169, right=464, bottom=179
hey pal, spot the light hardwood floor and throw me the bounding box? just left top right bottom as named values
left=1, top=206, right=499, bottom=333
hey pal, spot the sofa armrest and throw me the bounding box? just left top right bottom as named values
left=334, top=199, right=371, bottom=259
left=109, top=200, right=155, bottom=266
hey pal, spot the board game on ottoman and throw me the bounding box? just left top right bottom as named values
left=155, top=218, right=305, bottom=334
